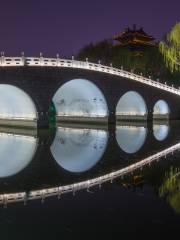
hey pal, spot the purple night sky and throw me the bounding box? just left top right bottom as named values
left=0, top=0, right=179, bottom=57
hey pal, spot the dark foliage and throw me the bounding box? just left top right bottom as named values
left=77, top=40, right=180, bottom=86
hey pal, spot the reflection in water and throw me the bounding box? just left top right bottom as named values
left=0, top=133, right=37, bottom=178
left=1, top=121, right=180, bottom=215
left=116, top=126, right=147, bottom=154
left=153, top=124, right=169, bottom=141
left=159, top=167, right=180, bottom=213
left=50, top=127, right=108, bottom=173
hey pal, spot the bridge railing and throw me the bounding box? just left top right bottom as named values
left=0, top=56, right=180, bottom=96
left=0, top=140, right=180, bottom=206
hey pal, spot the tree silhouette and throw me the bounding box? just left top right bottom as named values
left=159, top=22, right=180, bottom=73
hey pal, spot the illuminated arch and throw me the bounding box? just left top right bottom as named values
left=50, top=127, right=108, bottom=173
left=116, top=91, right=147, bottom=119
left=153, top=100, right=170, bottom=118
left=153, top=124, right=169, bottom=141
left=0, top=84, right=37, bottom=122
left=116, top=126, right=147, bottom=154
left=52, top=79, right=108, bottom=119
left=0, top=133, right=38, bottom=178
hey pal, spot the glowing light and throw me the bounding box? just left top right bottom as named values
left=116, top=126, right=147, bottom=154
left=0, top=84, right=37, bottom=121
left=52, top=79, right=108, bottom=118
left=153, top=100, right=169, bottom=115
left=50, top=127, right=108, bottom=173
left=116, top=91, right=147, bottom=116
left=153, top=125, right=169, bottom=141
left=0, top=133, right=37, bottom=178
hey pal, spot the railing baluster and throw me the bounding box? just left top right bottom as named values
left=0, top=56, right=179, bottom=96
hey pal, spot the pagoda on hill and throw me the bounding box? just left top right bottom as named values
left=113, top=24, right=156, bottom=50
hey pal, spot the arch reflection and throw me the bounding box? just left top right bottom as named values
left=116, top=125, right=147, bottom=154
left=50, top=127, right=108, bottom=173
left=153, top=124, right=169, bottom=141
left=0, top=131, right=38, bottom=178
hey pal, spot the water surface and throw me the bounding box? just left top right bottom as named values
left=0, top=121, right=180, bottom=236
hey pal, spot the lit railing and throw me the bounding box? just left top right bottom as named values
left=0, top=141, right=179, bottom=206
left=0, top=56, right=180, bottom=96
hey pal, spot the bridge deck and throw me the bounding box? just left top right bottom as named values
left=0, top=56, right=179, bottom=96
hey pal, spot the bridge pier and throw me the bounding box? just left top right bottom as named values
left=147, top=108, right=153, bottom=122
left=37, top=113, right=49, bottom=128
left=108, top=111, right=116, bottom=125
left=108, top=111, right=116, bottom=133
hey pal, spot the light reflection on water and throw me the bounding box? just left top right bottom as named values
left=0, top=123, right=172, bottom=178
left=50, top=127, right=108, bottom=173
left=153, top=124, right=169, bottom=141
left=0, top=132, right=38, bottom=178
left=159, top=167, right=180, bottom=214
left=116, top=125, right=147, bottom=154
left=1, top=121, right=180, bottom=217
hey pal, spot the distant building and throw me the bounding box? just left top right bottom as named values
left=113, top=24, right=156, bottom=50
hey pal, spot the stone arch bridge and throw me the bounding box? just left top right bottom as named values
left=0, top=56, right=180, bottom=128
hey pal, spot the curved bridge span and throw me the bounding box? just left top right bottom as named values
left=0, top=56, right=179, bottom=95
left=0, top=56, right=180, bottom=127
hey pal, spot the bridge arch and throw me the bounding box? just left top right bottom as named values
left=116, top=91, right=147, bottom=121
left=0, top=84, right=37, bottom=127
left=153, top=100, right=170, bottom=119
left=51, top=79, right=109, bottom=123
